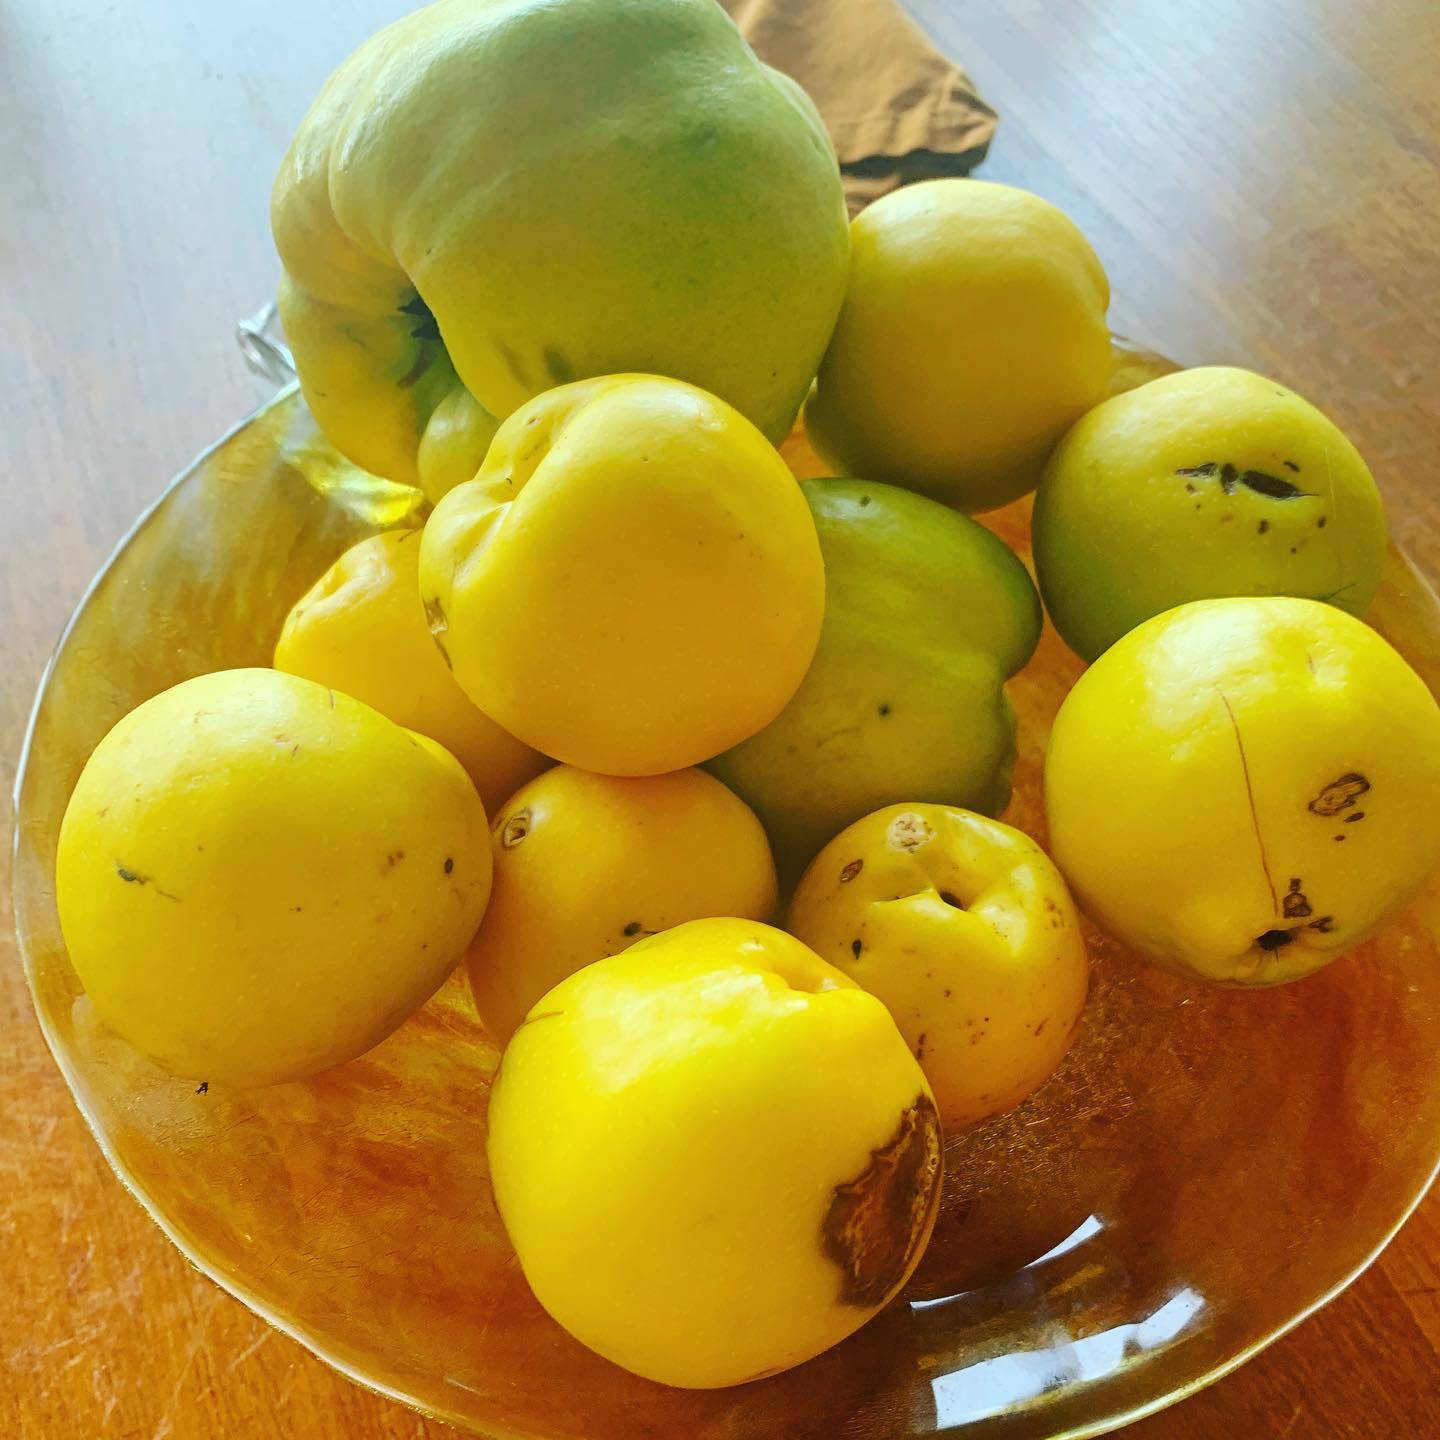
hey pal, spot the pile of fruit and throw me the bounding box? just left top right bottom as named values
left=52, top=0, right=1440, bottom=1395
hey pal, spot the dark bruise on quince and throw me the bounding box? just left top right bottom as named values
left=822, top=1093, right=942, bottom=1308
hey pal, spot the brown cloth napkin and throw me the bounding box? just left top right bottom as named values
left=722, top=0, right=997, bottom=213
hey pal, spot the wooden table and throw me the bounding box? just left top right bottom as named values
left=3, top=1, right=1438, bottom=1434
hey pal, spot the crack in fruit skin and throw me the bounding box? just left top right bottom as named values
left=821, top=1093, right=941, bottom=1308
left=1217, top=690, right=1278, bottom=915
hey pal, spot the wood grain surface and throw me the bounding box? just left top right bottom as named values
left=3, top=0, right=1439, bottom=1434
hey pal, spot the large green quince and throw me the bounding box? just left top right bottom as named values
left=272, top=0, right=850, bottom=496
left=709, top=479, right=1041, bottom=884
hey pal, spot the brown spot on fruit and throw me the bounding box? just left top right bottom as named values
left=887, top=812, right=934, bottom=853
left=115, top=863, right=180, bottom=901
left=397, top=349, right=434, bottom=391
left=623, top=921, right=643, bottom=938
left=821, top=1093, right=941, bottom=1308
left=1284, top=460, right=1302, bottom=473
left=851, top=938, right=863, bottom=959
left=1238, top=469, right=1307, bottom=500
left=1309, top=773, right=1370, bottom=817
left=500, top=808, right=532, bottom=848
left=1258, top=520, right=1270, bottom=534
left=1345, top=812, right=1365, bottom=824
left=1257, top=928, right=1295, bottom=951
left=1310, top=915, right=1337, bottom=934
left=1282, top=877, right=1313, bottom=919
left=443, top=857, right=454, bottom=874
left=839, top=858, right=864, bottom=884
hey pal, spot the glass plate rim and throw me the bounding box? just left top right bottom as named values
left=10, top=381, right=1440, bottom=1440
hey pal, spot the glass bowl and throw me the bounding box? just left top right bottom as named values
left=13, top=355, right=1440, bottom=1439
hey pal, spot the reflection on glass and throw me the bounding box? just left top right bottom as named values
left=1024, top=1212, right=1105, bottom=1270
left=930, top=1287, right=1207, bottom=1430
left=910, top=1212, right=1107, bottom=1314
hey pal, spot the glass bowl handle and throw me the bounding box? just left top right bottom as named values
left=237, top=301, right=297, bottom=399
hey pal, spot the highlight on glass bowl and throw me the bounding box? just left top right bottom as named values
left=13, top=1, right=1440, bottom=1436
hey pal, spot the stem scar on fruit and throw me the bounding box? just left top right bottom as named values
left=500, top=808, right=532, bottom=848
left=888, top=812, right=934, bottom=853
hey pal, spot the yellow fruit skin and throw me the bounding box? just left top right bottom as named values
left=1033, top=366, right=1388, bottom=661
left=806, top=179, right=1112, bottom=513
left=56, top=669, right=493, bottom=1087
left=274, top=530, right=548, bottom=814
left=469, top=766, right=778, bottom=1043
left=419, top=374, right=825, bottom=776
left=488, top=919, right=941, bottom=1389
left=416, top=385, right=501, bottom=504
left=1045, top=597, right=1440, bottom=984
left=271, top=0, right=848, bottom=484
left=789, top=805, right=1088, bottom=1128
